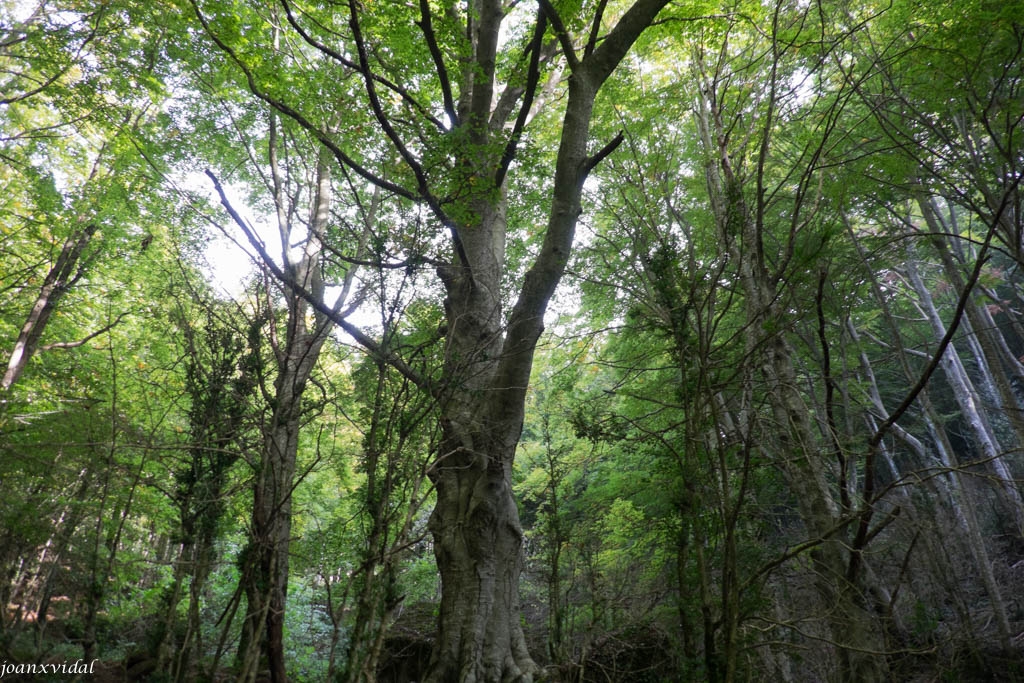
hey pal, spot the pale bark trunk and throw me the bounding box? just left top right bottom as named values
left=903, top=254, right=1024, bottom=533
left=850, top=215, right=1014, bottom=650
left=849, top=321, right=1013, bottom=648
left=235, top=135, right=340, bottom=683
left=2, top=223, right=97, bottom=390
left=920, top=196, right=1024, bottom=449
left=921, top=395, right=1014, bottom=648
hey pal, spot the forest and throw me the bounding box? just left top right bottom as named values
left=2, top=0, right=1024, bottom=681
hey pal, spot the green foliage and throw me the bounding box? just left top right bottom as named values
left=4, top=1, right=1024, bottom=681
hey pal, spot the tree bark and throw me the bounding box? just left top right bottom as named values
left=418, top=3, right=671, bottom=680
left=233, top=135, right=339, bottom=683
left=920, top=196, right=1024, bottom=451
left=903, top=252, right=1024, bottom=533
left=2, top=223, right=96, bottom=390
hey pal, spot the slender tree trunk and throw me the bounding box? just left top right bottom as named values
left=2, top=224, right=97, bottom=390
left=228, top=119, right=349, bottom=683
left=343, top=360, right=408, bottom=683
left=920, top=197, right=1024, bottom=448
left=236, top=280, right=330, bottom=683
left=156, top=539, right=192, bottom=670
left=695, top=79, right=889, bottom=683
left=849, top=212, right=1016, bottom=652
left=540, top=417, right=567, bottom=667
left=903, top=253, right=1024, bottom=533
left=850, top=322, right=1013, bottom=648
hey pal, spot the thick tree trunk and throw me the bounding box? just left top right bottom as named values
left=425, top=189, right=537, bottom=683
left=427, top=433, right=534, bottom=683
left=415, top=4, right=670, bottom=679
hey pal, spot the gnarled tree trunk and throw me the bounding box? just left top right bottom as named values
left=404, top=3, right=671, bottom=681
left=195, top=1, right=670, bottom=678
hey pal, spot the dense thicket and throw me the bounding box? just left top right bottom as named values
left=2, top=0, right=1023, bottom=681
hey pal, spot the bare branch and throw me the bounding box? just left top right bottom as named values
left=39, top=312, right=131, bottom=351
left=416, top=0, right=458, bottom=128
left=203, top=169, right=435, bottom=396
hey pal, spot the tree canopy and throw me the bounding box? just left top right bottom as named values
left=2, top=0, right=1024, bottom=682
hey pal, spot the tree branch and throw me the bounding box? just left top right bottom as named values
left=279, top=0, right=447, bottom=131
left=583, top=0, right=670, bottom=85
left=188, top=0, right=416, bottom=201
left=416, top=0, right=457, bottom=128
left=581, top=130, right=625, bottom=178
left=584, top=0, right=609, bottom=58
left=538, top=0, right=580, bottom=72
left=203, top=170, right=434, bottom=396
left=495, top=9, right=547, bottom=188
left=490, top=0, right=670, bottom=432
left=39, top=312, right=131, bottom=351
left=345, top=1, right=461, bottom=251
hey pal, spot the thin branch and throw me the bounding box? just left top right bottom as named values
left=538, top=0, right=580, bottom=72
left=347, top=2, right=428, bottom=190
left=188, top=0, right=415, bottom=201
left=869, top=182, right=1022, bottom=451
left=39, top=312, right=130, bottom=350
left=581, top=131, right=625, bottom=177
left=203, top=169, right=434, bottom=396
left=495, top=9, right=547, bottom=188
left=584, top=0, right=609, bottom=58
left=416, top=0, right=457, bottom=127
left=344, top=0, right=466, bottom=281
left=279, top=0, right=447, bottom=131
left=0, top=6, right=101, bottom=106
left=849, top=213, right=998, bottom=582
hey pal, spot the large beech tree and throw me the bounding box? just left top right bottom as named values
left=185, top=0, right=671, bottom=680
left=8, top=0, right=1024, bottom=680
